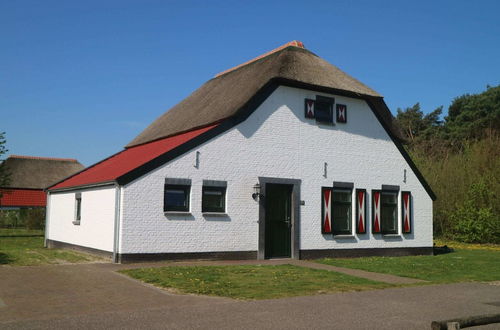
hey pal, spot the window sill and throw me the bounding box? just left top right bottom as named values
left=382, top=234, right=401, bottom=238
left=333, top=234, right=355, bottom=239
left=72, top=221, right=80, bottom=226
left=164, top=211, right=192, bottom=216
left=202, top=212, right=228, bottom=216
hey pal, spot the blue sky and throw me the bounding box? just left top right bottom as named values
left=1, top=0, right=499, bottom=166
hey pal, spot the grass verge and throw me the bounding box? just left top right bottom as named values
left=0, top=228, right=44, bottom=237
left=120, top=264, right=393, bottom=300
left=0, top=230, right=102, bottom=266
left=434, top=239, right=500, bottom=251
left=316, top=248, right=500, bottom=284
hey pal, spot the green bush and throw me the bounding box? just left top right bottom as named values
left=410, top=133, right=500, bottom=243
left=0, top=210, right=20, bottom=228
left=21, top=208, right=46, bottom=230
left=449, top=181, right=500, bottom=243
left=0, top=208, right=45, bottom=229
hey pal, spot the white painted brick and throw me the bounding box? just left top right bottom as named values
left=119, top=86, right=433, bottom=254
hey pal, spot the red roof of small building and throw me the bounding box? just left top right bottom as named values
left=49, top=124, right=218, bottom=190
left=0, top=188, right=46, bottom=207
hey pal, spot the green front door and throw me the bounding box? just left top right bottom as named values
left=265, top=183, right=292, bottom=258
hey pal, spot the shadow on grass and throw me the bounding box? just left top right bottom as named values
left=0, top=252, right=14, bottom=265
left=433, top=245, right=454, bottom=255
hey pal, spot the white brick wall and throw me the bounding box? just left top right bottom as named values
left=47, top=186, right=116, bottom=252
left=119, top=86, right=433, bottom=254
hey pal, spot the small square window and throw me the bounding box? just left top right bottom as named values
left=164, top=184, right=190, bottom=212
left=315, top=96, right=334, bottom=124
left=202, top=186, right=226, bottom=213
left=332, top=189, right=352, bottom=235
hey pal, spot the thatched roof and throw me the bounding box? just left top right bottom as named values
left=126, top=42, right=385, bottom=148
left=1, top=155, right=84, bottom=189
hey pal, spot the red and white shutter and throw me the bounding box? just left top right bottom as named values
left=305, top=99, right=315, bottom=119
left=336, top=104, right=347, bottom=123
left=372, top=190, right=381, bottom=233
left=402, top=191, right=412, bottom=233
left=321, top=187, right=332, bottom=234
left=356, top=189, right=366, bottom=234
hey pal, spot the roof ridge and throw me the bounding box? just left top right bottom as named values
left=214, top=40, right=305, bottom=78
left=8, top=155, right=79, bottom=162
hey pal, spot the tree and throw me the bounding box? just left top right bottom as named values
left=446, top=85, right=500, bottom=141
left=0, top=132, right=10, bottom=199
left=396, top=103, right=443, bottom=143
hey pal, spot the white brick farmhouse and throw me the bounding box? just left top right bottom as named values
left=46, top=41, right=435, bottom=262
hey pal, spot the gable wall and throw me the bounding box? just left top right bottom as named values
left=47, top=186, right=116, bottom=252
left=120, top=86, right=432, bottom=254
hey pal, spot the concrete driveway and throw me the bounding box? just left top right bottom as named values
left=1, top=262, right=499, bottom=329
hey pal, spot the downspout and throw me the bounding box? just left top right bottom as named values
left=112, top=184, right=122, bottom=263
left=44, top=191, right=51, bottom=248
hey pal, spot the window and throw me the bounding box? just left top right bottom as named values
left=332, top=189, right=352, bottom=235
left=74, top=193, right=81, bottom=225
left=164, top=178, right=191, bottom=212
left=314, top=96, right=334, bottom=124
left=380, top=191, right=398, bottom=234
left=202, top=180, right=227, bottom=213
left=372, top=188, right=400, bottom=235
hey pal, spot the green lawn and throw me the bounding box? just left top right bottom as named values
left=0, top=228, right=44, bottom=237
left=316, top=248, right=500, bottom=284
left=0, top=230, right=102, bottom=266
left=120, top=264, right=393, bottom=300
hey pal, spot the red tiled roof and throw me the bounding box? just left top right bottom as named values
left=49, top=124, right=218, bottom=190
left=0, top=188, right=46, bottom=207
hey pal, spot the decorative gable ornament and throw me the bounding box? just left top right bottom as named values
left=304, top=99, right=315, bottom=118
left=336, top=104, right=347, bottom=123
left=402, top=191, right=412, bottom=233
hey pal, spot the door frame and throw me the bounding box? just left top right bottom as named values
left=258, top=177, right=301, bottom=260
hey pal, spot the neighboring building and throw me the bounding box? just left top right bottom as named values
left=46, top=41, right=435, bottom=263
left=0, top=155, right=84, bottom=209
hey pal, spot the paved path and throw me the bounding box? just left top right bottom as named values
left=1, top=262, right=499, bottom=329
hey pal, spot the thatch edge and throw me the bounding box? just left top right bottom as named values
left=48, top=78, right=435, bottom=201
left=126, top=46, right=382, bottom=148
